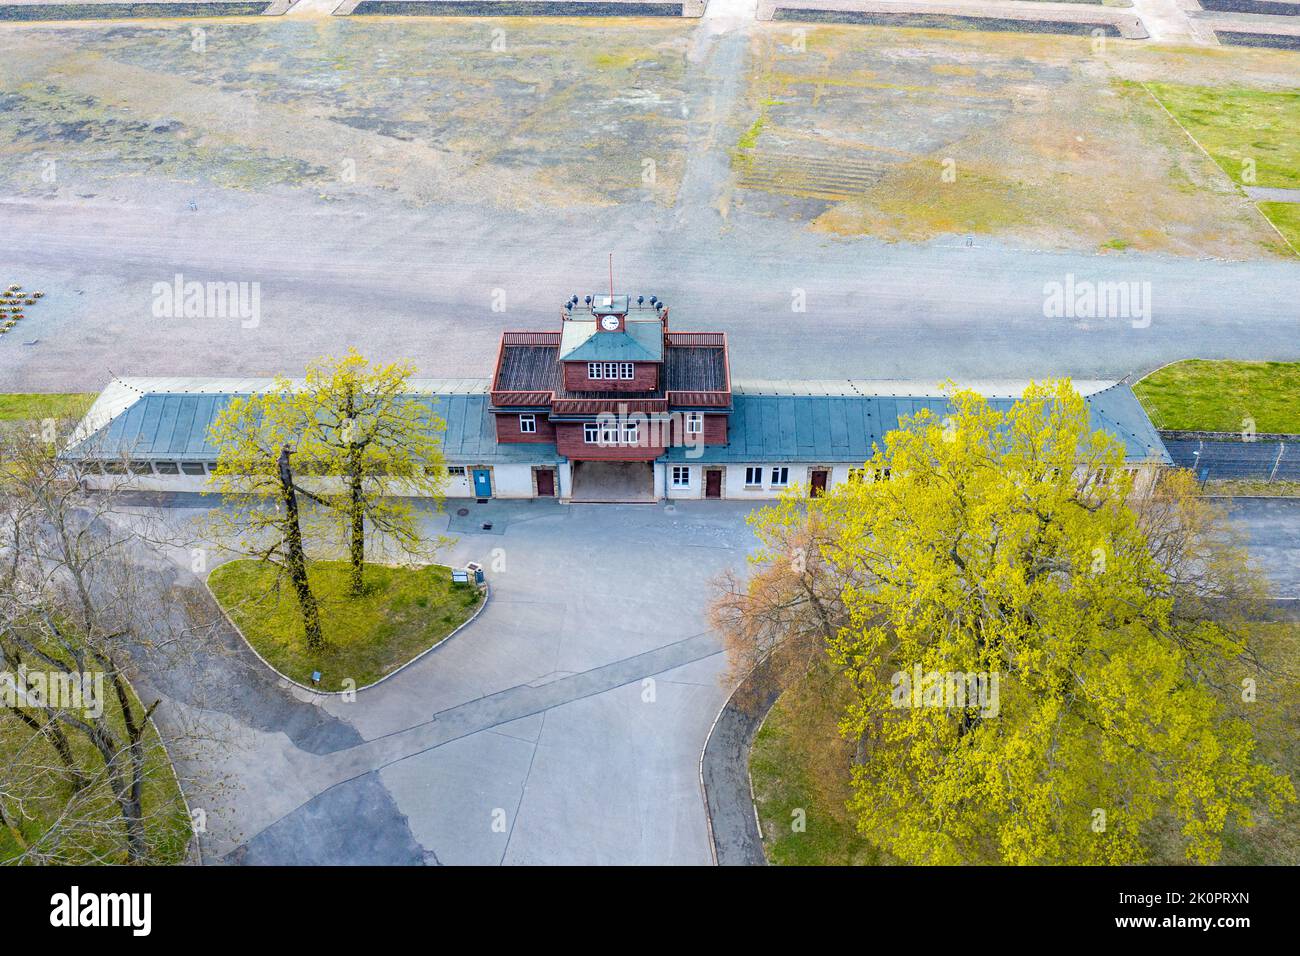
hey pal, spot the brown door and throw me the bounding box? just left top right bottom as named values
left=536, top=468, right=555, bottom=497
left=705, top=469, right=722, bottom=499
left=810, top=469, right=828, bottom=496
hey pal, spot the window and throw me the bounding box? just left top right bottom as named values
left=672, top=466, right=690, bottom=488
left=686, top=413, right=703, bottom=435
left=848, top=468, right=866, bottom=483
left=589, top=362, right=633, bottom=381
left=770, top=467, right=789, bottom=487
left=744, top=466, right=762, bottom=487
left=519, top=414, right=536, bottom=434
left=447, top=466, right=466, bottom=476
left=873, top=467, right=892, bottom=482
left=585, top=421, right=636, bottom=445
left=180, top=461, right=206, bottom=476
left=128, top=461, right=154, bottom=475
left=155, top=461, right=179, bottom=475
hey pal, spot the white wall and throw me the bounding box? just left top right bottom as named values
left=78, top=461, right=542, bottom=499
left=490, top=463, right=540, bottom=499
left=661, top=463, right=864, bottom=500
left=78, top=458, right=1164, bottom=502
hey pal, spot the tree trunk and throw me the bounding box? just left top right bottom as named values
left=346, top=392, right=365, bottom=596
left=278, top=446, right=325, bottom=651
left=348, top=467, right=365, bottom=597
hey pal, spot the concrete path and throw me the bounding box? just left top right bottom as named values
left=1246, top=186, right=1300, bottom=203
left=281, top=0, right=342, bottom=15
left=1128, top=0, right=1203, bottom=43
left=138, top=499, right=762, bottom=865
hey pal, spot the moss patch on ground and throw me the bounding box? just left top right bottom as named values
left=208, top=559, right=482, bottom=691
left=1133, top=360, right=1300, bottom=434
left=0, top=393, right=95, bottom=422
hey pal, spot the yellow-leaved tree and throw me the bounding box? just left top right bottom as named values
left=292, top=350, right=447, bottom=596
left=715, top=380, right=1295, bottom=864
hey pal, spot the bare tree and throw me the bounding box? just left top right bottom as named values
left=0, top=424, right=212, bottom=864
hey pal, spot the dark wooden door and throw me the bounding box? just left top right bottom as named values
left=536, top=468, right=555, bottom=497
left=810, top=469, right=828, bottom=496
left=705, top=469, right=722, bottom=499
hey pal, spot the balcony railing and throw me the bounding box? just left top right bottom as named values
left=490, top=390, right=553, bottom=407
left=501, top=331, right=562, bottom=347
left=551, top=397, right=669, bottom=416
left=666, top=390, right=731, bottom=408
left=665, top=332, right=725, bottom=347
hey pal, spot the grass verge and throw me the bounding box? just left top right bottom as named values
left=1133, top=360, right=1300, bottom=434
left=749, top=661, right=887, bottom=865
left=208, top=559, right=482, bottom=691
left=1204, top=479, right=1300, bottom=498
left=1258, top=201, right=1300, bottom=253
left=0, top=393, right=95, bottom=422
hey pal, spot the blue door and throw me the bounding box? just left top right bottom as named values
left=472, top=468, right=492, bottom=498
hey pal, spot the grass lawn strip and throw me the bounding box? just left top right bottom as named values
left=1133, top=360, right=1300, bottom=434
left=208, top=559, right=482, bottom=691
left=0, top=393, right=95, bottom=422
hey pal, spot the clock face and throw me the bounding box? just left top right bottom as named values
left=600, top=314, right=621, bottom=331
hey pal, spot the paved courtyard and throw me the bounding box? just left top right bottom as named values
left=146, top=499, right=760, bottom=865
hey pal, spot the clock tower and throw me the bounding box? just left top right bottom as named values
left=593, top=294, right=627, bottom=332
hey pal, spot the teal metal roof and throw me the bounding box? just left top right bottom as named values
left=665, top=385, right=1170, bottom=465
left=559, top=321, right=663, bottom=363
left=67, top=392, right=559, bottom=466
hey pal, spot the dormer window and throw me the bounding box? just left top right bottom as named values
left=519, top=414, right=536, bottom=434
left=588, top=362, right=634, bottom=381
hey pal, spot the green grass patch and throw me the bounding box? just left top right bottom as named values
left=1144, top=84, right=1300, bottom=190
left=1133, top=360, right=1300, bottom=434
left=1258, top=201, right=1300, bottom=253
left=749, top=662, right=887, bottom=865
left=208, top=559, right=482, bottom=691
left=0, top=393, right=95, bottom=422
